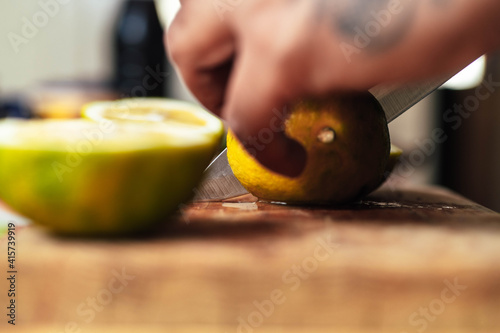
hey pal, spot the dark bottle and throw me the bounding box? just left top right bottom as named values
left=0, top=96, right=31, bottom=119
left=113, top=0, right=168, bottom=97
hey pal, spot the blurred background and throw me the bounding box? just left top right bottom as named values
left=0, top=0, right=499, bottom=211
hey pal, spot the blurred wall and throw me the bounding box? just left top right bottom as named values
left=389, top=93, right=440, bottom=186
left=0, top=0, right=123, bottom=95
left=439, top=53, right=500, bottom=212
left=0, top=0, right=194, bottom=101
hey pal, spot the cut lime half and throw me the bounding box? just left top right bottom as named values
left=0, top=112, right=223, bottom=236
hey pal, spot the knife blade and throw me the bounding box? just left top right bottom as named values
left=192, top=149, right=248, bottom=201
left=369, top=76, right=450, bottom=122
left=193, top=71, right=459, bottom=201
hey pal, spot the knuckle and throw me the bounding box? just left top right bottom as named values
left=166, top=11, right=196, bottom=66
left=166, top=25, right=186, bottom=65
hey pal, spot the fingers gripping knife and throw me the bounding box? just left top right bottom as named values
left=193, top=62, right=477, bottom=201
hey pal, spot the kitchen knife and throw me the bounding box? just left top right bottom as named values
left=193, top=72, right=458, bottom=201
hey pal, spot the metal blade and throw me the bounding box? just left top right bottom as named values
left=369, top=75, right=451, bottom=122
left=192, top=149, right=248, bottom=201
left=194, top=69, right=462, bottom=201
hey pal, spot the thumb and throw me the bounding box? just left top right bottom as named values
left=221, top=51, right=306, bottom=177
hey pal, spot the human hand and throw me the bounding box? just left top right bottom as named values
left=167, top=0, right=500, bottom=175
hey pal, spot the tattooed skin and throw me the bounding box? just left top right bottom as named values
left=317, top=0, right=417, bottom=53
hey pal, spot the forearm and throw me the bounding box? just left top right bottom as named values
left=319, top=0, right=500, bottom=88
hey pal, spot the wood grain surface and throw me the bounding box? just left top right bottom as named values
left=1, top=183, right=500, bottom=333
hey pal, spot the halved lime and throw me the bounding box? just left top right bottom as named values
left=0, top=101, right=223, bottom=236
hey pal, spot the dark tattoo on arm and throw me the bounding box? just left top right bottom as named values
left=316, top=0, right=418, bottom=53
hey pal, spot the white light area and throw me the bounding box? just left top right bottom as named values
left=155, top=0, right=181, bottom=30
left=441, top=56, right=486, bottom=90
left=0, top=209, right=31, bottom=230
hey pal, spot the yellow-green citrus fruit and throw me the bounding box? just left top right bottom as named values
left=83, top=98, right=226, bottom=154
left=385, top=144, right=403, bottom=178
left=0, top=103, right=223, bottom=236
left=227, top=92, right=392, bottom=204
left=84, top=98, right=212, bottom=126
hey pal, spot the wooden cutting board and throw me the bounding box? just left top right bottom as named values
left=1, top=183, right=500, bottom=333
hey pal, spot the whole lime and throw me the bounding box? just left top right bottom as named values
left=227, top=92, right=394, bottom=204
